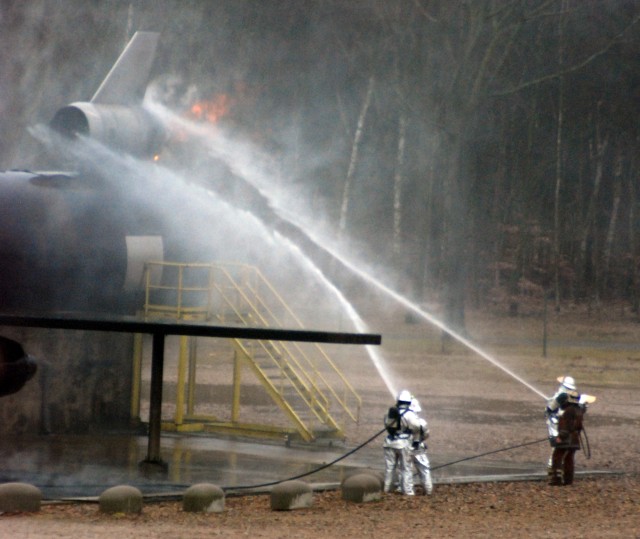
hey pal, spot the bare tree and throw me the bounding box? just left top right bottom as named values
left=603, top=146, right=624, bottom=285
left=338, top=76, right=374, bottom=238
left=392, top=113, right=407, bottom=256
left=553, top=0, right=567, bottom=311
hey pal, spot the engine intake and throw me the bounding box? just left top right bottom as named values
left=50, top=102, right=166, bottom=158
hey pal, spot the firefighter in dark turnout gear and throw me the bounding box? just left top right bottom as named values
left=545, top=375, right=595, bottom=485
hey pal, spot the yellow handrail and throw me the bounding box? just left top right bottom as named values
left=139, top=260, right=362, bottom=438
left=210, top=262, right=361, bottom=423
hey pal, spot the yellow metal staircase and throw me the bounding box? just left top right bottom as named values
left=132, top=261, right=361, bottom=442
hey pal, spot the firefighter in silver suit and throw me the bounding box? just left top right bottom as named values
left=383, top=390, right=415, bottom=495
left=408, top=397, right=433, bottom=495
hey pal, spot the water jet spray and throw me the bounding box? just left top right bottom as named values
left=284, top=223, right=549, bottom=400
left=276, top=233, right=397, bottom=398
left=155, top=107, right=548, bottom=401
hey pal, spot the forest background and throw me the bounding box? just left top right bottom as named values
left=2, top=0, right=640, bottom=330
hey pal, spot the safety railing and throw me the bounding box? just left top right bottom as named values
left=137, top=260, right=361, bottom=441
left=209, top=263, right=362, bottom=427
left=142, top=261, right=213, bottom=320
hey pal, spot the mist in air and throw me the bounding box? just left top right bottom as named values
left=3, top=2, right=639, bottom=399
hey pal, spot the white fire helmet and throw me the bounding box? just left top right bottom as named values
left=397, top=390, right=413, bottom=405
left=557, top=375, right=576, bottom=391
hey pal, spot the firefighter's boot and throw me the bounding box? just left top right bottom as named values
left=548, top=468, right=562, bottom=486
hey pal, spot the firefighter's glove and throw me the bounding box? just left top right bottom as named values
left=412, top=441, right=420, bottom=450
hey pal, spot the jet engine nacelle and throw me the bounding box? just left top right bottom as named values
left=50, top=102, right=167, bottom=158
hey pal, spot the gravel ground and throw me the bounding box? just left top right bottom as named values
left=2, top=307, right=640, bottom=537
left=2, top=476, right=639, bottom=538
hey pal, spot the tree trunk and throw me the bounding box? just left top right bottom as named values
left=602, top=147, right=623, bottom=296
left=419, top=133, right=439, bottom=301
left=338, top=76, right=374, bottom=238
left=441, top=119, right=467, bottom=336
left=553, top=1, right=567, bottom=312
left=579, top=108, right=608, bottom=298
left=392, top=113, right=407, bottom=256
left=628, top=166, right=640, bottom=314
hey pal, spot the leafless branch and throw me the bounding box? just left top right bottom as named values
left=493, top=12, right=640, bottom=96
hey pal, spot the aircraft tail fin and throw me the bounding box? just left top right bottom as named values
left=91, top=31, right=159, bottom=105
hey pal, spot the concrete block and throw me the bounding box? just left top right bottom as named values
left=270, top=480, right=313, bottom=511
left=183, top=483, right=225, bottom=513
left=99, top=485, right=143, bottom=514
left=0, top=482, right=41, bottom=512
left=342, top=469, right=384, bottom=490
left=341, top=473, right=382, bottom=503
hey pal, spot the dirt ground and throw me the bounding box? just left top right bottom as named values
left=2, top=304, right=640, bottom=537
left=1, top=476, right=638, bottom=538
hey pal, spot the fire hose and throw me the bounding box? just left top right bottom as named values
left=431, top=436, right=549, bottom=471
left=225, top=427, right=387, bottom=491
left=224, top=427, right=550, bottom=491
left=580, top=426, right=592, bottom=459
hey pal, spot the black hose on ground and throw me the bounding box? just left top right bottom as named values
left=224, top=427, right=389, bottom=491
left=225, top=428, right=549, bottom=491
left=431, top=437, right=548, bottom=471
left=580, top=427, right=592, bottom=459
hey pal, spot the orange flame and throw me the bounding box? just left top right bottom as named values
left=189, top=94, right=233, bottom=124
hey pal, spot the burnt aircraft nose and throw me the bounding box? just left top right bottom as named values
left=0, top=336, right=38, bottom=397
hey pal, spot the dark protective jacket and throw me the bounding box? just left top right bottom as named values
left=551, top=399, right=584, bottom=449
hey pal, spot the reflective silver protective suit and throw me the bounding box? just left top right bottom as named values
left=383, top=397, right=433, bottom=496
left=383, top=402, right=413, bottom=494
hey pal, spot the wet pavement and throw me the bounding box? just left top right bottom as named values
left=0, top=430, right=562, bottom=500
